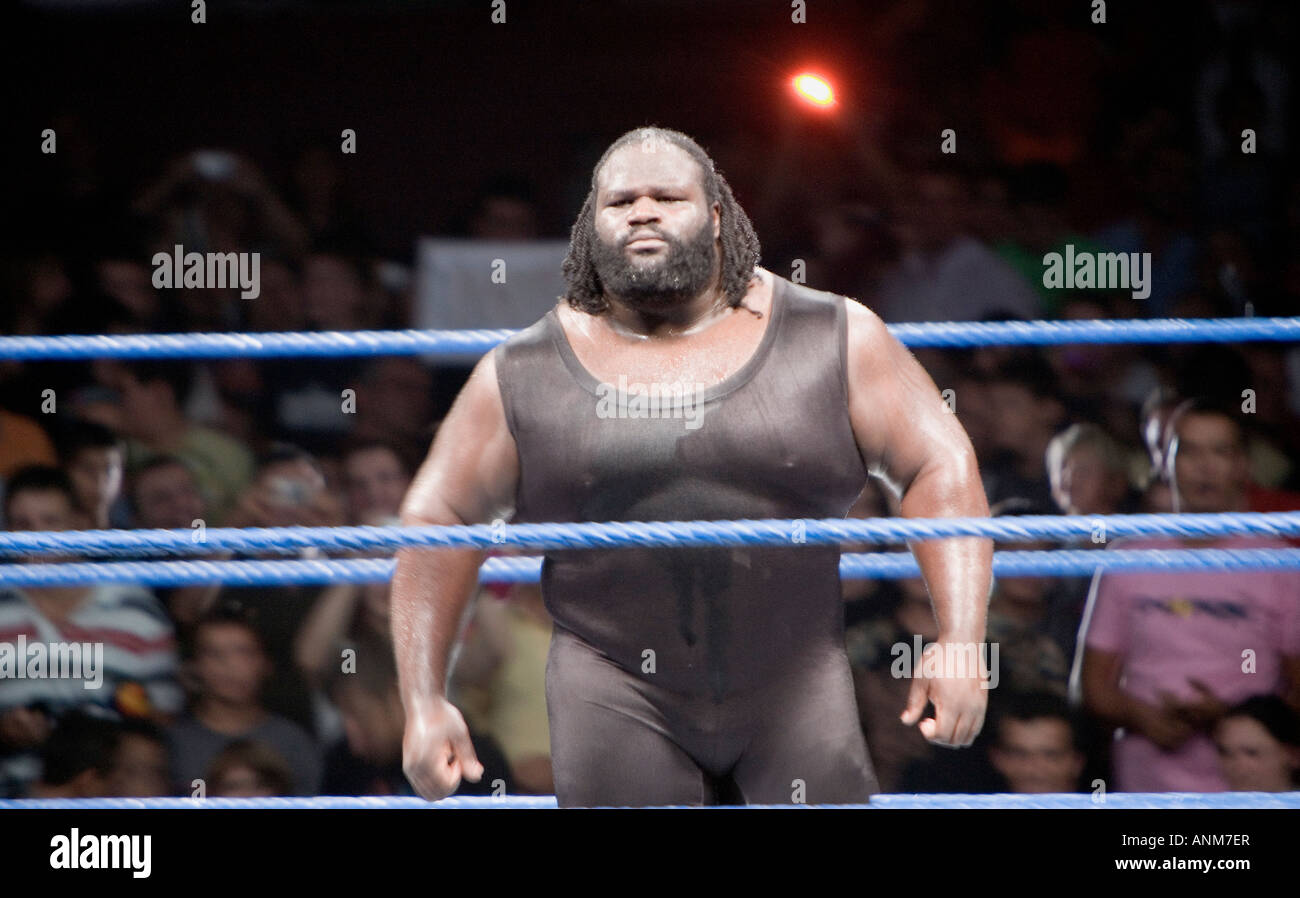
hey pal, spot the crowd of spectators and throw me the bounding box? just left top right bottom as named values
left=4, top=1, right=1300, bottom=800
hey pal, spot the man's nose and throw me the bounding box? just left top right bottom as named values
left=627, top=196, right=661, bottom=222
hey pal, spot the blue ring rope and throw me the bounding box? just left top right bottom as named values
left=1, top=547, right=1297, bottom=587
left=1, top=512, right=1298, bottom=558
left=0, top=317, right=1296, bottom=360
left=2, top=792, right=1296, bottom=809
left=6, top=321, right=1293, bottom=811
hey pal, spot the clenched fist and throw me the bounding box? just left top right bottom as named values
left=402, top=697, right=484, bottom=801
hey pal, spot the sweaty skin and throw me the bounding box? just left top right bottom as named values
left=393, top=142, right=992, bottom=801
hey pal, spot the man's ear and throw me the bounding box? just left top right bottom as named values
left=713, top=202, right=721, bottom=240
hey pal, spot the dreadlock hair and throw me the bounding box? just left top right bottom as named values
left=561, top=126, right=761, bottom=315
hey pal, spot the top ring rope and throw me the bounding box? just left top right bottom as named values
left=0, top=317, right=1296, bottom=360
left=1, top=511, right=1298, bottom=558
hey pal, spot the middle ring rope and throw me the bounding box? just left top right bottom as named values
left=0, top=547, right=1298, bottom=588
left=0, top=316, right=1296, bottom=360
left=0, top=511, right=1297, bottom=558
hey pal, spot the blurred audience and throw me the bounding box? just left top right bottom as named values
left=321, top=636, right=514, bottom=797
left=0, top=466, right=182, bottom=798
left=126, top=455, right=224, bottom=631
left=107, top=719, right=172, bottom=798
left=985, top=499, right=1072, bottom=699
left=979, top=354, right=1066, bottom=509
left=96, top=360, right=255, bottom=523
left=449, top=576, right=554, bottom=794
left=205, top=739, right=295, bottom=798
left=1213, top=695, right=1300, bottom=792
left=987, top=693, right=1088, bottom=794
left=340, top=441, right=412, bottom=523
left=168, top=602, right=321, bottom=796
left=872, top=168, right=1044, bottom=324
left=847, top=575, right=941, bottom=792
left=0, top=407, right=57, bottom=486
left=216, top=445, right=344, bottom=730
left=293, top=514, right=395, bottom=743
left=1072, top=399, right=1300, bottom=792
left=23, top=711, right=122, bottom=799
left=53, top=418, right=126, bottom=529
left=1046, top=423, right=1139, bottom=517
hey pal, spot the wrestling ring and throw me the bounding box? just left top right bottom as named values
left=2, top=314, right=1298, bottom=810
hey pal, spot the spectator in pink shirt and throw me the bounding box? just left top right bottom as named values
left=1071, top=398, right=1300, bottom=792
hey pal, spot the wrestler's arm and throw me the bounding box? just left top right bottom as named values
left=844, top=300, right=993, bottom=747
left=391, top=350, right=519, bottom=795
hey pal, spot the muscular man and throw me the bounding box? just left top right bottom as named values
left=394, top=127, right=993, bottom=807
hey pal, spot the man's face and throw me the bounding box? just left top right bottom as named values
left=6, top=489, right=79, bottom=564
left=590, top=142, right=720, bottom=311
left=344, top=448, right=410, bottom=521
left=989, top=718, right=1084, bottom=794
left=358, top=359, right=434, bottom=437
left=1057, top=446, right=1125, bottom=516
left=97, top=260, right=157, bottom=318
left=1215, top=716, right=1298, bottom=792
left=133, top=463, right=207, bottom=530
left=336, top=684, right=403, bottom=765
left=97, top=366, right=170, bottom=440
left=1169, top=413, right=1250, bottom=513
left=248, top=260, right=304, bottom=331
left=987, top=382, right=1046, bottom=453
left=108, top=734, right=171, bottom=798
left=304, top=254, right=364, bottom=329
left=68, top=447, right=124, bottom=513
left=214, top=765, right=276, bottom=798
left=194, top=624, right=268, bottom=706
left=7, top=490, right=77, bottom=532
left=255, top=459, right=326, bottom=526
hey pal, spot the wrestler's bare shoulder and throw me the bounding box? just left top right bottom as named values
left=842, top=296, right=897, bottom=364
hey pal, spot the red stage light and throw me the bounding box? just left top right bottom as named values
left=792, top=73, right=835, bottom=107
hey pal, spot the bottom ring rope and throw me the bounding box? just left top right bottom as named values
left=2, top=792, right=1297, bottom=809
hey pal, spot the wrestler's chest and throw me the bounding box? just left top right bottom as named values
left=575, top=325, right=764, bottom=388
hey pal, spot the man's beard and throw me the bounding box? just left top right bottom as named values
left=589, top=216, right=718, bottom=311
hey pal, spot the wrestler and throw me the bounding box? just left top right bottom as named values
left=393, top=126, right=993, bottom=806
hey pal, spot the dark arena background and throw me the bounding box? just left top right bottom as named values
left=3, top=0, right=1299, bottom=885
